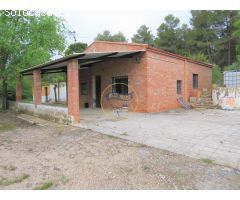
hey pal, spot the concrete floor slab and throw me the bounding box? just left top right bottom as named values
left=79, top=109, right=240, bottom=169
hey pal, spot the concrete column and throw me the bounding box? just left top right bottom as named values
left=184, top=59, right=189, bottom=101
left=16, top=77, right=22, bottom=104
left=33, top=69, right=42, bottom=108
left=67, top=59, right=80, bottom=125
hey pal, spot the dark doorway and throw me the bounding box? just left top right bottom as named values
left=95, top=76, right=101, bottom=108
left=45, top=87, right=48, bottom=103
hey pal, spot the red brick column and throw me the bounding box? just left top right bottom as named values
left=33, top=69, right=42, bottom=108
left=184, top=59, right=189, bottom=101
left=67, top=59, right=80, bottom=125
left=16, top=78, right=22, bottom=104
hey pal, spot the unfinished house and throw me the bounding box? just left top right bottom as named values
left=16, top=41, right=212, bottom=125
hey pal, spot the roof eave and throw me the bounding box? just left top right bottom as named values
left=21, top=50, right=145, bottom=74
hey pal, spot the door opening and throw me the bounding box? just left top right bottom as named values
left=95, top=76, right=101, bottom=108
left=45, top=87, right=48, bottom=103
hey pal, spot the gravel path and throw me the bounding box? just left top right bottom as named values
left=0, top=111, right=239, bottom=189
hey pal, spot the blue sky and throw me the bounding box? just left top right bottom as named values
left=59, top=10, right=191, bottom=45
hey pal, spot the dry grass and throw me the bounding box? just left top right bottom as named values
left=0, top=122, right=16, bottom=132
left=201, top=158, right=214, bottom=164
left=33, top=181, right=54, bottom=190
left=0, top=174, right=29, bottom=186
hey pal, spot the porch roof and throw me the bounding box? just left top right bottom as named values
left=21, top=50, right=144, bottom=75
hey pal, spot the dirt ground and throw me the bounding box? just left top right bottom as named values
left=0, top=111, right=240, bottom=190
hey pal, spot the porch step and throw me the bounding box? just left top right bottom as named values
left=177, top=96, right=192, bottom=110
left=190, top=88, right=217, bottom=109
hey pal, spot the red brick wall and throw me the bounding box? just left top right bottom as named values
left=85, top=41, right=147, bottom=52
left=144, top=50, right=212, bottom=112
left=81, top=42, right=212, bottom=113
left=79, top=55, right=148, bottom=112
left=78, top=69, right=92, bottom=108
left=67, top=59, right=80, bottom=124
left=188, top=62, right=212, bottom=97
left=146, top=51, right=186, bottom=112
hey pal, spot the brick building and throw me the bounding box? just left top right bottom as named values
left=17, top=41, right=212, bottom=125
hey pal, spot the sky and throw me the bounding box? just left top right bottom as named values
left=58, top=10, right=192, bottom=45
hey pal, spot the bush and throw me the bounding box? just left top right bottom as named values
left=187, top=52, right=209, bottom=63
left=212, top=65, right=223, bottom=86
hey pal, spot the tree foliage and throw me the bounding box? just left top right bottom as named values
left=95, top=30, right=127, bottom=42
left=187, top=52, right=209, bottom=63
left=0, top=11, right=67, bottom=109
left=212, top=65, right=223, bottom=85
left=154, top=15, right=183, bottom=54
left=188, top=10, right=239, bottom=68
left=65, top=42, right=88, bottom=55
left=233, top=12, right=240, bottom=61
left=132, top=25, right=154, bottom=45
left=152, top=11, right=240, bottom=70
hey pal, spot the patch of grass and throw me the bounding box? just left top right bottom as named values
left=174, top=170, right=182, bottom=182
left=0, top=122, right=16, bottom=132
left=0, top=174, right=29, bottom=186
left=121, top=132, right=128, bottom=136
left=143, top=165, right=151, bottom=171
left=201, top=158, right=214, bottom=164
left=174, top=170, right=184, bottom=189
left=106, top=134, right=118, bottom=139
left=33, top=181, right=53, bottom=190
left=21, top=98, right=33, bottom=103
left=0, top=108, right=7, bottom=113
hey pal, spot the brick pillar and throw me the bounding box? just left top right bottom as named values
left=16, top=77, right=22, bottom=104
left=67, top=59, right=80, bottom=125
left=33, top=69, right=42, bottom=108
left=184, top=59, right=189, bottom=101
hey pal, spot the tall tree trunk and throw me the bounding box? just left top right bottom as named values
left=57, top=82, right=60, bottom=104
left=2, top=75, right=8, bottom=110
left=228, top=38, right=231, bottom=66
left=53, top=84, right=57, bottom=104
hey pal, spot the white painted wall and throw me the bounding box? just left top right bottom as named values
left=33, top=82, right=67, bottom=103
left=17, top=102, right=68, bottom=123
left=212, top=87, right=240, bottom=110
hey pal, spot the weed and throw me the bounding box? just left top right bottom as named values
left=201, top=158, right=214, bottom=164
left=121, top=132, right=128, bottom=136
left=106, top=134, right=118, bottom=139
left=0, top=174, right=29, bottom=186
left=143, top=165, right=151, bottom=171
left=174, top=170, right=182, bottom=182
left=33, top=181, right=53, bottom=190
left=174, top=170, right=184, bottom=189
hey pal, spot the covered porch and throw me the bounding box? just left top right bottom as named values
left=16, top=50, right=143, bottom=125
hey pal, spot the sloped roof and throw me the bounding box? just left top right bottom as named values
left=21, top=50, right=144, bottom=75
